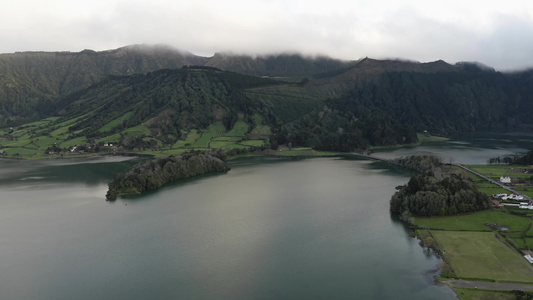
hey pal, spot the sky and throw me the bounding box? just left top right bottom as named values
left=2, top=0, right=533, bottom=71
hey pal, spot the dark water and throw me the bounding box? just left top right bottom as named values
left=0, top=131, right=530, bottom=299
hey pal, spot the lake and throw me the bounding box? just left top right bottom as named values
left=0, top=131, right=531, bottom=299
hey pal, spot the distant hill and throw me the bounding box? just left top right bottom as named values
left=0, top=45, right=353, bottom=125
left=1, top=44, right=533, bottom=158
left=205, top=52, right=355, bottom=78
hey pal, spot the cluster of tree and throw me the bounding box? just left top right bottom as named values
left=488, top=150, right=533, bottom=165
left=390, top=155, right=490, bottom=218
left=106, top=150, right=229, bottom=200
left=270, top=62, right=533, bottom=152
left=326, top=70, right=527, bottom=137
left=276, top=101, right=418, bottom=152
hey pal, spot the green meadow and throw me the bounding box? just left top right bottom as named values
left=467, top=165, right=533, bottom=180
left=452, top=287, right=521, bottom=300
left=415, top=210, right=530, bottom=232
left=432, top=231, right=533, bottom=283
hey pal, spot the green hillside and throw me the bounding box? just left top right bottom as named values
left=0, top=67, right=279, bottom=158
left=2, top=47, right=533, bottom=159
left=0, top=45, right=353, bottom=125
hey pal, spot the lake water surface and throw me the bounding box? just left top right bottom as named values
left=0, top=131, right=532, bottom=299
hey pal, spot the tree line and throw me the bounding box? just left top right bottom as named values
left=488, top=149, right=533, bottom=165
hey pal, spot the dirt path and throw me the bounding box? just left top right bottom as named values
left=446, top=280, right=533, bottom=291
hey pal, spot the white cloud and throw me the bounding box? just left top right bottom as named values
left=1, top=0, right=533, bottom=70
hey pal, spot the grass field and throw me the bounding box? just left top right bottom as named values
left=2, top=147, right=43, bottom=156
left=173, top=129, right=200, bottom=148
left=97, top=124, right=151, bottom=143
left=2, top=136, right=32, bottom=147
left=432, top=231, right=533, bottom=282
left=467, top=165, right=533, bottom=179
left=191, top=122, right=227, bottom=148
left=191, top=133, right=214, bottom=148
left=452, top=287, right=517, bottom=300
left=514, top=188, right=533, bottom=198
left=475, top=180, right=510, bottom=196
left=417, top=133, right=449, bottom=143
left=209, top=141, right=236, bottom=149
left=98, top=112, right=132, bottom=132
left=415, top=210, right=531, bottom=231
left=34, top=135, right=61, bottom=148
left=250, top=114, right=271, bottom=136
left=223, top=120, right=249, bottom=137
left=275, top=147, right=340, bottom=157
left=240, top=140, right=265, bottom=147
left=219, top=143, right=249, bottom=150
left=60, top=136, right=88, bottom=148
left=213, top=136, right=242, bottom=142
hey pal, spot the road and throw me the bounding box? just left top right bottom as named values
left=454, top=163, right=531, bottom=201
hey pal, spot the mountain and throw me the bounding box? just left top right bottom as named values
left=0, top=45, right=353, bottom=125
left=1, top=45, right=533, bottom=158
left=205, top=52, right=355, bottom=78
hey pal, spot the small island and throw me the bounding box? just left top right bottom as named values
left=106, top=150, right=230, bottom=200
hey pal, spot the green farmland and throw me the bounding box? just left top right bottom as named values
left=432, top=231, right=533, bottom=283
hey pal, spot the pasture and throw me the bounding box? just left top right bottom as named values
left=432, top=231, right=533, bottom=283
left=415, top=210, right=531, bottom=232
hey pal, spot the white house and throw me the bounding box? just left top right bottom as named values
left=525, top=254, right=533, bottom=263
left=500, top=176, right=511, bottom=184
left=509, top=194, right=524, bottom=201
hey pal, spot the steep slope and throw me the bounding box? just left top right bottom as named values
left=0, top=45, right=354, bottom=125
left=53, top=67, right=277, bottom=145
left=0, top=45, right=198, bottom=123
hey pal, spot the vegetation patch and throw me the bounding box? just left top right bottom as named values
left=452, top=287, right=518, bottom=300
left=416, top=132, right=449, bottom=143
left=219, top=143, right=250, bottom=150
left=209, top=141, right=237, bottom=149
left=432, top=231, right=533, bottom=282
left=415, top=210, right=530, bottom=232
left=223, top=120, right=249, bottom=137
left=33, top=135, right=61, bottom=148
left=173, top=129, right=200, bottom=148
left=2, top=136, right=32, bottom=147
left=59, top=136, right=87, bottom=149
left=2, top=147, right=43, bottom=156
left=98, top=112, right=133, bottom=132
left=240, top=140, right=266, bottom=147
left=250, top=114, right=271, bottom=136
left=275, top=147, right=339, bottom=157
left=189, top=122, right=227, bottom=148
left=213, top=136, right=242, bottom=142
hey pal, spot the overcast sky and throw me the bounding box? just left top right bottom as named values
left=2, top=0, right=533, bottom=71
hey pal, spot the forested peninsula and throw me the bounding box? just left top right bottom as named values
left=390, top=155, right=490, bottom=219
left=106, top=150, right=229, bottom=200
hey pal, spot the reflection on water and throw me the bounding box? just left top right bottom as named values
left=0, top=131, right=531, bottom=299
left=0, top=155, right=143, bottom=187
